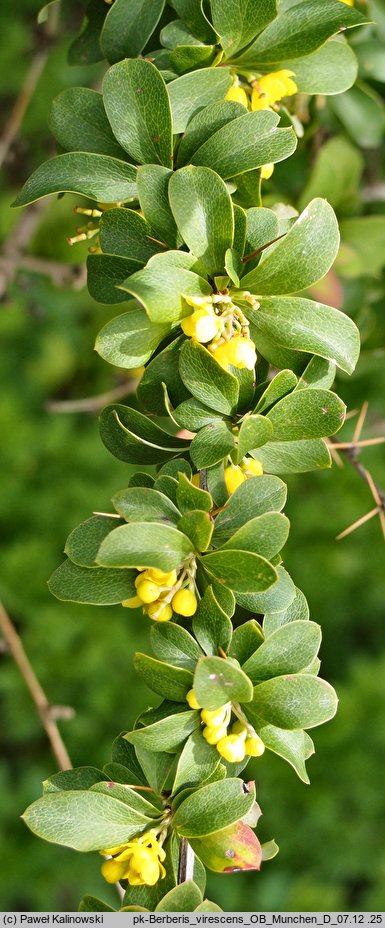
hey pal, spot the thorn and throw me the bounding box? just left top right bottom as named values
left=336, top=507, right=379, bottom=541
left=353, top=401, right=369, bottom=443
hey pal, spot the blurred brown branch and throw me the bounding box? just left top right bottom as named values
left=0, top=601, right=73, bottom=771
left=328, top=403, right=385, bottom=542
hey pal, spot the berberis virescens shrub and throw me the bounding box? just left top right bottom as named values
left=16, top=0, right=369, bottom=912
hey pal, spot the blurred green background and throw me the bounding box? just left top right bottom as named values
left=1, top=0, right=385, bottom=913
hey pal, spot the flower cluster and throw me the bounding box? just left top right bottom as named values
left=187, top=690, right=265, bottom=763
left=100, top=830, right=166, bottom=886
left=224, top=457, right=264, bottom=495
left=122, top=562, right=198, bottom=622
left=181, top=293, right=257, bottom=372
left=225, top=69, right=298, bottom=113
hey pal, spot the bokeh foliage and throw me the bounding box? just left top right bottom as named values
left=1, top=0, right=385, bottom=912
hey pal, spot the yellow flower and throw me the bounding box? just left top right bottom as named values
left=261, top=163, right=275, bottom=181
left=245, top=734, right=265, bottom=757
left=339, top=0, right=353, bottom=4
left=213, top=335, right=257, bottom=371
left=181, top=306, right=220, bottom=343
left=202, top=723, right=229, bottom=745
left=201, top=704, right=231, bottom=727
left=121, top=595, right=142, bottom=609
left=225, top=83, right=249, bottom=108
left=101, top=831, right=166, bottom=886
left=216, top=733, right=246, bottom=763
left=186, top=688, right=201, bottom=710
left=146, top=601, right=173, bottom=622
left=241, top=457, right=264, bottom=478
left=224, top=464, right=246, bottom=495
left=172, top=588, right=198, bottom=616
left=251, top=70, right=297, bottom=111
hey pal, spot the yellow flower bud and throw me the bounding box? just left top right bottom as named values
left=146, top=601, right=173, bottom=622
left=245, top=734, right=265, bottom=757
left=241, top=457, right=264, bottom=478
left=146, top=568, right=177, bottom=586
left=339, top=0, right=353, bottom=4
left=136, top=580, right=163, bottom=604
left=202, top=723, right=228, bottom=745
left=251, top=70, right=297, bottom=111
left=121, top=595, right=142, bottom=609
left=216, top=734, right=246, bottom=763
left=261, top=163, right=274, bottom=180
left=101, top=858, right=126, bottom=884
left=231, top=720, right=248, bottom=739
left=201, top=704, right=230, bottom=727
left=172, top=588, right=198, bottom=617
left=225, top=84, right=249, bottom=108
left=191, top=473, right=201, bottom=487
left=213, top=336, right=257, bottom=371
left=181, top=307, right=220, bottom=343
left=224, top=465, right=246, bottom=495
left=186, top=688, right=201, bottom=710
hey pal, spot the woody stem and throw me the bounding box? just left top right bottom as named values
left=178, top=837, right=195, bottom=884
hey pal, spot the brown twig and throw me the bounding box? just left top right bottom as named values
left=329, top=404, right=385, bottom=542
left=45, top=381, right=139, bottom=414
left=178, top=837, right=195, bottom=884
left=0, top=601, right=72, bottom=771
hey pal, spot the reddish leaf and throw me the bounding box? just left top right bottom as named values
left=190, top=820, right=262, bottom=873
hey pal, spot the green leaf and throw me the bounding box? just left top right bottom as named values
left=43, top=767, right=104, bottom=793
left=178, top=510, right=213, bottom=552
left=202, top=549, right=277, bottom=594
left=99, top=207, right=161, bottom=263
left=134, top=653, right=193, bottom=702
left=168, top=69, right=232, bottom=134
left=96, top=521, right=193, bottom=570
left=67, top=0, right=107, bottom=66
left=327, top=83, right=385, bottom=150
left=111, top=734, right=149, bottom=786
left=137, top=335, right=189, bottom=415
left=220, top=512, right=290, bottom=560
left=172, top=730, right=220, bottom=794
left=236, top=565, right=295, bottom=615
left=79, top=898, right=115, bottom=913
left=255, top=725, right=314, bottom=783
left=90, top=782, right=161, bottom=818
left=210, top=0, right=277, bottom=57
left=49, top=88, right=127, bottom=159
left=124, top=710, right=199, bottom=752
left=247, top=296, right=360, bottom=375
left=179, top=340, right=239, bottom=416
left=192, top=586, right=233, bottom=655
left=172, top=0, right=218, bottom=43
left=87, top=255, right=142, bottom=305
left=155, top=882, right=203, bottom=912
left=13, top=153, right=137, bottom=207
left=100, top=0, right=165, bottom=63
left=48, top=560, right=135, bottom=605
left=137, top=165, right=178, bottom=248
left=299, top=136, right=363, bottom=213
left=65, top=516, right=120, bottom=567
left=171, top=45, right=217, bottom=75
left=176, top=100, right=246, bottom=169
left=169, top=166, right=234, bottom=276
left=190, top=820, right=262, bottom=872
left=191, top=110, right=296, bottom=179
left=95, top=306, right=171, bottom=370
left=175, top=399, right=227, bottom=431
left=103, top=60, right=173, bottom=167
left=295, top=356, right=336, bottom=392
left=151, top=623, right=202, bottom=671
left=338, top=216, right=385, bottom=278
left=284, top=37, right=358, bottom=96
left=263, top=586, right=309, bottom=636
left=267, top=388, right=345, bottom=440
left=112, top=486, right=180, bottom=526
left=173, top=778, right=256, bottom=837
left=250, top=674, right=338, bottom=729
left=241, top=199, right=339, bottom=294
left=195, top=902, right=223, bottom=912
left=177, top=473, right=212, bottom=514
left=213, top=475, right=287, bottom=545
left=23, top=791, right=154, bottom=852
left=254, top=370, right=297, bottom=415
left=355, top=38, right=385, bottom=83
left=121, top=252, right=211, bottom=323
left=236, top=415, right=273, bottom=461
left=190, top=421, right=235, bottom=469
left=243, top=207, right=280, bottom=274
left=254, top=439, right=331, bottom=474
left=233, top=0, right=369, bottom=67
left=229, top=621, right=264, bottom=666
left=99, top=403, right=189, bottom=465
left=194, top=655, right=253, bottom=709
left=242, top=620, right=321, bottom=683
